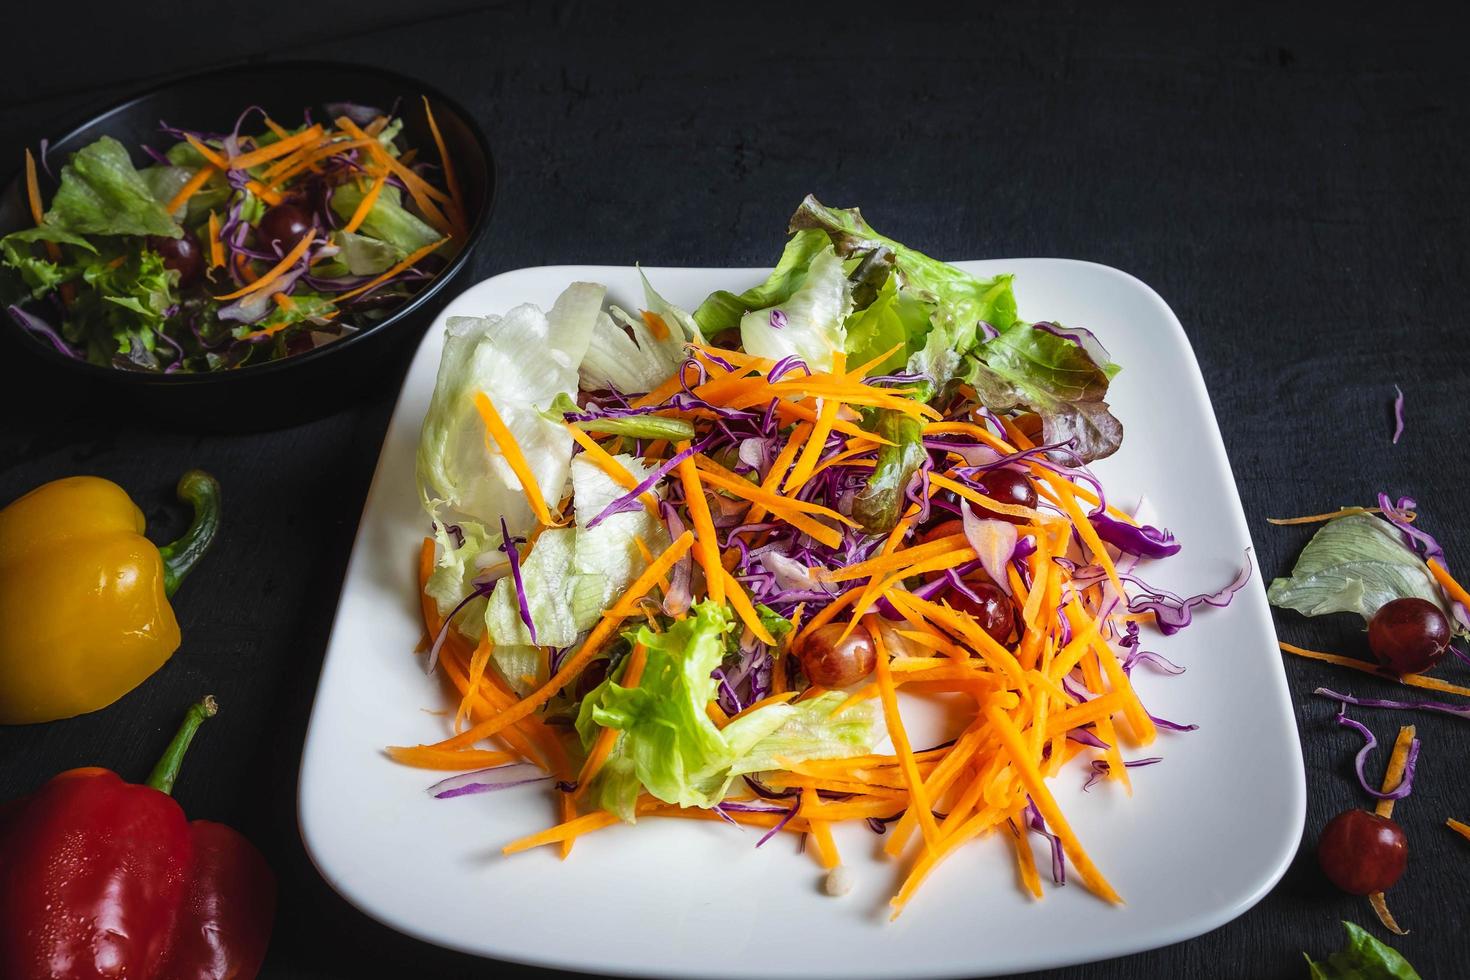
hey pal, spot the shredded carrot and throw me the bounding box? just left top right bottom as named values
left=640, top=310, right=670, bottom=341
left=721, top=566, right=776, bottom=644
left=871, top=623, right=941, bottom=852
left=677, top=448, right=725, bottom=604
left=983, top=703, right=1122, bottom=904
left=1428, top=558, right=1470, bottom=610
left=1374, top=725, right=1416, bottom=820
left=228, top=124, right=323, bottom=170
left=386, top=746, right=516, bottom=770
left=183, top=135, right=282, bottom=204
left=206, top=212, right=224, bottom=269
left=1267, top=506, right=1392, bottom=526
left=342, top=172, right=387, bottom=234
left=473, top=392, right=557, bottom=527
left=23, top=149, right=46, bottom=226
left=784, top=371, right=843, bottom=492
left=331, top=237, right=448, bottom=303
left=801, top=787, right=841, bottom=869
left=1447, top=818, right=1470, bottom=842
left=1279, top=641, right=1470, bottom=698
left=214, top=231, right=315, bottom=300
left=421, top=95, right=466, bottom=234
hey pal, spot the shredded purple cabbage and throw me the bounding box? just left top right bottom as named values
left=1125, top=551, right=1252, bottom=635
left=499, top=515, right=537, bottom=644
left=428, top=763, right=549, bottom=799
left=1315, top=687, right=1470, bottom=722
left=1082, top=757, right=1163, bottom=792
left=1089, top=512, right=1181, bottom=558
left=1334, top=709, right=1421, bottom=801
left=1392, top=385, right=1405, bottom=445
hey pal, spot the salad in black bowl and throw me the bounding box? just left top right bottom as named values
left=0, top=62, right=491, bottom=427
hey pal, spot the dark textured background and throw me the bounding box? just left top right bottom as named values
left=2, top=2, right=1466, bottom=977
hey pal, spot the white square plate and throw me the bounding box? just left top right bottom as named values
left=299, top=260, right=1305, bottom=978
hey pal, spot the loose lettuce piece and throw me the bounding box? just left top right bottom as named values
left=482, top=453, right=665, bottom=647
left=543, top=392, right=695, bottom=441
left=575, top=601, right=880, bottom=819
left=692, top=229, right=830, bottom=335
left=485, top=526, right=580, bottom=647
left=1268, top=514, right=1453, bottom=623
left=331, top=182, right=440, bottom=254
left=851, top=409, right=927, bottom=535
left=60, top=248, right=180, bottom=367
left=739, top=245, right=851, bottom=372
left=579, top=304, right=688, bottom=394
left=843, top=273, right=931, bottom=376
left=139, top=165, right=229, bottom=223
left=417, top=282, right=604, bottom=537
left=965, top=322, right=1124, bottom=461
left=0, top=227, right=95, bottom=299
left=727, top=691, right=879, bottom=777
left=328, top=230, right=401, bottom=276
left=424, top=518, right=493, bottom=624
left=788, top=195, right=1017, bottom=388
left=1305, top=921, right=1420, bottom=980
left=44, top=136, right=180, bottom=239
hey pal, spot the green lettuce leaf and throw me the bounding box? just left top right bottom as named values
left=45, top=136, right=180, bottom=239
left=738, top=245, right=851, bottom=372
left=965, top=322, right=1124, bottom=461
left=692, top=228, right=830, bottom=335
left=1268, top=514, right=1452, bottom=623
left=851, top=409, right=926, bottom=535
left=417, top=282, right=603, bottom=537
left=542, top=392, right=695, bottom=442
left=574, top=601, right=880, bottom=820
left=843, top=272, right=931, bottom=376
left=42, top=247, right=179, bottom=367
left=1305, top=922, right=1420, bottom=980
left=330, top=182, right=440, bottom=254
left=788, top=194, right=1018, bottom=389
left=138, top=165, right=229, bottom=224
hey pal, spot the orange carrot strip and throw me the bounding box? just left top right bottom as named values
left=824, top=533, right=971, bottom=583
left=421, top=95, right=465, bottom=232
left=802, top=787, right=841, bottom=870
left=1375, top=725, right=1417, bottom=820
left=165, top=164, right=216, bottom=215
left=473, top=392, right=557, bottom=526
left=721, top=566, right=776, bottom=644
left=1267, top=507, right=1390, bottom=526
left=228, top=124, right=323, bottom=170
left=1279, top=641, right=1470, bottom=698
left=871, top=624, right=940, bottom=852
left=503, top=810, right=627, bottom=854
left=889, top=806, right=1007, bottom=917
left=1428, top=558, right=1470, bottom=609
left=206, top=212, right=224, bottom=269
left=984, top=703, right=1122, bottom=903
left=183, top=135, right=282, bottom=204
left=1447, top=818, right=1470, bottom=842
left=214, top=231, right=315, bottom=300
left=331, top=237, right=448, bottom=303
left=342, top=172, right=387, bottom=234
left=456, top=634, right=495, bottom=732
left=784, top=374, right=842, bottom=492
left=677, top=448, right=724, bottom=604
left=692, top=454, right=854, bottom=524
left=640, top=310, right=669, bottom=341
left=386, top=746, right=517, bottom=770
left=24, top=149, right=47, bottom=226
left=1010, top=812, right=1045, bottom=899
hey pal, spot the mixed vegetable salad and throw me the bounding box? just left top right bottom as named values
left=3, top=101, right=464, bottom=371
left=392, top=196, right=1251, bottom=910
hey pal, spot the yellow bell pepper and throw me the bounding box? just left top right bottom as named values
left=0, top=471, right=220, bottom=724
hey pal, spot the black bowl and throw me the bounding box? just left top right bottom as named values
left=0, top=61, right=492, bottom=430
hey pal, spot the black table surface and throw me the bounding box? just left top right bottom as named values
left=3, top=2, right=1466, bottom=977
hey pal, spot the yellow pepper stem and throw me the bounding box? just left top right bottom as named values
left=159, top=470, right=221, bottom=598
left=146, top=695, right=218, bottom=794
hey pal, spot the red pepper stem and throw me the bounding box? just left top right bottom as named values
left=146, top=696, right=219, bottom=795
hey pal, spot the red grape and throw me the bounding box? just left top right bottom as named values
left=1317, top=809, right=1407, bottom=895
left=798, top=623, right=877, bottom=688
left=255, top=202, right=314, bottom=253
left=976, top=468, right=1037, bottom=524
left=948, top=578, right=1016, bottom=645
left=147, top=230, right=204, bottom=288
left=1368, top=597, right=1450, bottom=675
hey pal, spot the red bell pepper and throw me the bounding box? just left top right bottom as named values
left=0, top=697, right=276, bottom=980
